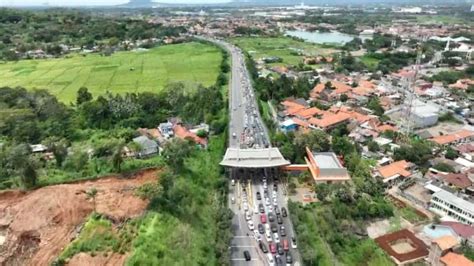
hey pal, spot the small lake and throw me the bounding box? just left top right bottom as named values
left=285, top=30, right=371, bottom=45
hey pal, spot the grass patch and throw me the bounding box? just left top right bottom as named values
left=230, top=36, right=338, bottom=67
left=0, top=42, right=221, bottom=103
left=126, top=134, right=230, bottom=265
left=359, top=55, right=380, bottom=71
left=57, top=213, right=140, bottom=263
left=397, top=206, right=427, bottom=224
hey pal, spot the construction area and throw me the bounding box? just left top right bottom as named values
left=0, top=169, right=158, bottom=266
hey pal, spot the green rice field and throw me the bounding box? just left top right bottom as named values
left=0, top=42, right=222, bottom=103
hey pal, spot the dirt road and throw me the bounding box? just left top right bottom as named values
left=0, top=169, right=158, bottom=266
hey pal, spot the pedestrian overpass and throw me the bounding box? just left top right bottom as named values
left=220, top=148, right=290, bottom=168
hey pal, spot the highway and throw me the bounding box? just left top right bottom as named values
left=202, top=36, right=301, bottom=266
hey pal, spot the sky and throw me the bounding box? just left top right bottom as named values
left=0, top=0, right=231, bottom=7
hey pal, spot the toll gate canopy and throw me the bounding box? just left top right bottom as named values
left=220, top=148, right=290, bottom=168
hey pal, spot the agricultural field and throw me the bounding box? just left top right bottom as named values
left=230, top=36, right=339, bottom=67
left=0, top=42, right=221, bottom=103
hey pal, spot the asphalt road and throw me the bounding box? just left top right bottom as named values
left=200, top=36, right=300, bottom=265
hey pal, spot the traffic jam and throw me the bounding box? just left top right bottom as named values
left=235, top=173, right=297, bottom=266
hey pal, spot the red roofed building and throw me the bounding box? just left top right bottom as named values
left=375, top=229, right=429, bottom=265
left=440, top=252, right=474, bottom=266
left=173, top=124, right=208, bottom=148
left=430, top=130, right=474, bottom=146
left=308, top=112, right=351, bottom=131
left=449, top=79, right=474, bottom=90
left=375, top=160, right=413, bottom=185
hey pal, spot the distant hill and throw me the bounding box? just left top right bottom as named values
left=119, top=0, right=161, bottom=8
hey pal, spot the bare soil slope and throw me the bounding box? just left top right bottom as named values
left=0, top=169, right=157, bottom=266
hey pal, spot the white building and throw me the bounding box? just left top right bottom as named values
left=429, top=189, right=474, bottom=225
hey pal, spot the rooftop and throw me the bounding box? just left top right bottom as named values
left=440, top=221, right=474, bottom=239
left=432, top=189, right=474, bottom=214
left=440, top=252, right=474, bottom=266
left=220, top=148, right=290, bottom=168
left=430, top=129, right=474, bottom=145
left=377, top=160, right=412, bottom=180
left=375, top=229, right=429, bottom=264
left=433, top=235, right=459, bottom=251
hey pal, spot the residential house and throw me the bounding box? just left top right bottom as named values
left=133, top=136, right=159, bottom=158
left=430, top=130, right=474, bottom=146
left=173, top=123, right=208, bottom=148
left=428, top=235, right=460, bottom=266
left=375, top=160, right=413, bottom=185
left=440, top=252, right=474, bottom=266
left=158, top=122, right=174, bottom=139
left=440, top=221, right=474, bottom=247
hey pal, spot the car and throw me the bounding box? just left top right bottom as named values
left=265, top=230, right=272, bottom=242
left=243, top=202, right=249, bottom=211
left=276, top=215, right=283, bottom=224
left=232, top=132, right=237, bottom=138
left=243, top=250, right=251, bottom=261
left=263, top=190, right=268, bottom=198
left=253, top=230, right=262, bottom=241
left=265, top=197, right=271, bottom=206
left=280, top=225, right=286, bottom=237
left=259, top=203, right=265, bottom=213
left=258, top=223, right=265, bottom=234
left=231, top=196, right=235, bottom=204
left=271, top=223, right=278, bottom=233
left=291, top=237, right=297, bottom=249
left=245, top=211, right=251, bottom=221
left=272, top=190, right=277, bottom=198
left=281, top=207, right=287, bottom=217
left=247, top=220, right=254, bottom=230
left=259, top=241, right=268, bottom=253
left=256, top=192, right=261, bottom=200
left=274, top=207, right=281, bottom=216
left=267, top=253, right=275, bottom=266
left=231, top=179, right=235, bottom=186
left=269, top=243, right=277, bottom=254
left=260, top=214, right=267, bottom=224
left=273, top=233, right=280, bottom=243
left=268, top=213, right=275, bottom=222
left=273, top=184, right=278, bottom=191
left=275, top=256, right=283, bottom=266
left=273, top=198, right=278, bottom=206
left=276, top=243, right=284, bottom=255
left=282, top=239, right=289, bottom=251
left=286, top=252, right=293, bottom=264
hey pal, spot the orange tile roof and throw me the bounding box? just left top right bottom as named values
left=359, top=80, right=376, bottom=89
left=311, top=83, right=325, bottom=97
left=449, top=79, right=474, bottom=90
left=376, top=124, right=397, bottom=133
left=308, top=112, right=351, bottom=129
left=377, top=160, right=411, bottom=180
left=332, top=81, right=352, bottom=94
left=440, top=252, right=474, bottom=266
left=294, top=107, right=324, bottom=119
left=286, top=105, right=306, bottom=116
left=433, top=235, right=459, bottom=251
left=430, top=130, right=474, bottom=145
left=292, top=117, right=310, bottom=128
left=173, top=124, right=207, bottom=146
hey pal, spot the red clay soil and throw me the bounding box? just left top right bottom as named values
left=375, top=229, right=429, bottom=264
left=0, top=169, right=158, bottom=266
left=68, top=252, right=127, bottom=266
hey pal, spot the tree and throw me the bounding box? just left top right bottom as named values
left=6, top=143, right=37, bottom=189
left=44, top=138, right=69, bottom=168
left=445, top=147, right=459, bottom=160
left=86, top=187, right=98, bottom=212
left=367, top=140, right=380, bottom=152
left=340, top=93, right=348, bottom=102
left=367, top=96, right=385, bottom=116
left=161, top=138, right=193, bottom=172
left=433, top=163, right=455, bottom=173
left=196, top=129, right=208, bottom=138
left=112, top=143, right=125, bottom=172
left=76, top=87, right=93, bottom=105
left=332, top=136, right=356, bottom=157
left=293, top=130, right=331, bottom=156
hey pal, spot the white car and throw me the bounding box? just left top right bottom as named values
left=267, top=253, right=275, bottom=266
left=253, top=230, right=262, bottom=241
left=265, top=197, right=271, bottom=206
left=273, top=198, right=278, bottom=206
left=265, top=230, right=272, bottom=242
left=273, top=233, right=280, bottom=243
left=245, top=211, right=251, bottom=221
left=291, top=237, right=297, bottom=249
left=243, top=202, right=249, bottom=211
left=248, top=220, right=254, bottom=230
left=231, top=179, right=235, bottom=186
left=272, top=191, right=277, bottom=199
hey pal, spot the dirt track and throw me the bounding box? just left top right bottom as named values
left=0, top=169, right=158, bottom=266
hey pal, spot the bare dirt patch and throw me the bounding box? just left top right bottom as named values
left=0, top=169, right=158, bottom=266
